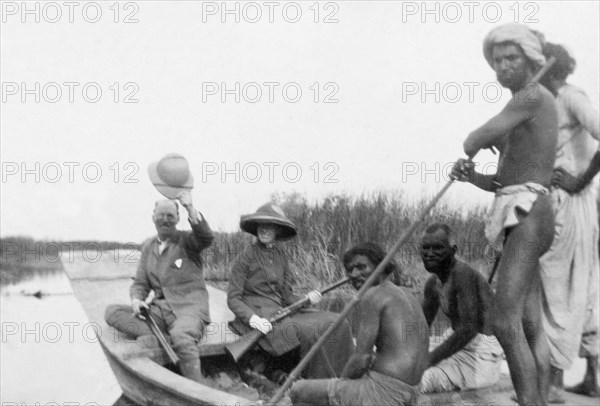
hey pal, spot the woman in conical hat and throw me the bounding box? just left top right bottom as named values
left=227, top=203, right=355, bottom=381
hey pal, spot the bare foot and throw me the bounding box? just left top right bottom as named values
left=565, top=381, right=600, bottom=398
left=548, top=385, right=565, bottom=404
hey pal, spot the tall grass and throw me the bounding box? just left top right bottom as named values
left=1, top=191, right=494, bottom=294
left=201, top=191, right=493, bottom=295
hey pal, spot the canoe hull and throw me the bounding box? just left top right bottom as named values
left=62, top=251, right=256, bottom=406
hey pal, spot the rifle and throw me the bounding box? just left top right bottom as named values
left=140, top=307, right=180, bottom=365
left=225, top=277, right=350, bottom=362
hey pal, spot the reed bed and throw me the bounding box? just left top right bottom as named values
left=1, top=191, right=495, bottom=293
left=200, top=191, right=493, bottom=295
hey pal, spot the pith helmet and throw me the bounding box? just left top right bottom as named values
left=148, top=153, right=194, bottom=199
left=240, top=203, right=297, bottom=240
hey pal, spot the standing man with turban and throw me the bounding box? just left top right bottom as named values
left=537, top=42, right=600, bottom=402
left=451, top=23, right=558, bottom=405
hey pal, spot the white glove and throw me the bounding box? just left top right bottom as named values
left=249, top=314, right=273, bottom=335
left=306, top=290, right=322, bottom=305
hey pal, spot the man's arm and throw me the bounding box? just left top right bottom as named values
left=427, top=272, right=479, bottom=367
left=569, top=88, right=600, bottom=141
left=178, top=191, right=214, bottom=251
left=553, top=89, right=600, bottom=193
left=188, top=214, right=214, bottom=250
left=554, top=151, right=600, bottom=194
left=341, top=292, right=380, bottom=379
left=422, top=277, right=440, bottom=327
left=451, top=159, right=501, bottom=192
left=463, top=86, right=539, bottom=157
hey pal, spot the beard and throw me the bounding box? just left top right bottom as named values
left=497, top=69, right=530, bottom=91
left=423, top=254, right=455, bottom=274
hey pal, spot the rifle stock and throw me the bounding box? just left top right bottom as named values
left=225, top=277, right=350, bottom=362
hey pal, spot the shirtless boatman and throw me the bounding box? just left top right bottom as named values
left=289, top=242, right=429, bottom=406
left=452, top=23, right=558, bottom=405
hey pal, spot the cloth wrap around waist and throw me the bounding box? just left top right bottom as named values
left=485, top=182, right=549, bottom=251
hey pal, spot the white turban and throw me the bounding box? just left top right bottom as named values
left=483, top=23, right=546, bottom=69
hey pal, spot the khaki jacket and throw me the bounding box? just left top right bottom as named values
left=130, top=217, right=214, bottom=323
left=227, top=243, right=302, bottom=355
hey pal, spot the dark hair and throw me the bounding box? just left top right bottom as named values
left=342, top=242, right=397, bottom=275
left=542, top=42, right=576, bottom=82
left=423, top=223, right=455, bottom=246
left=424, top=222, right=451, bottom=236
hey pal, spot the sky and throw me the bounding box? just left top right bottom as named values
left=1, top=0, right=599, bottom=243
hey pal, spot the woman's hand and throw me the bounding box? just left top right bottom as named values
left=306, top=290, right=322, bottom=305
left=249, top=314, right=273, bottom=335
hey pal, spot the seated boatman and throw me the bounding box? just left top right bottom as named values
left=105, top=191, right=214, bottom=384
left=418, top=223, right=503, bottom=393
left=290, top=242, right=429, bottom=406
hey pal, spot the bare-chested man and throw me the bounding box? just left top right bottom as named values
left=451, top=23, right=558, bottom=405
left=418, top=223, right=503, bottom=393
left=289, top=242, right=429, bottom=406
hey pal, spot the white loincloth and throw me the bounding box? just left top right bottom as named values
left=419, top=332, right=504, bottom=393
left=485, top=182, right=549, bottom=252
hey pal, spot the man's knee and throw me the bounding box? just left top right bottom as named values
left=104, top=304, right=150, bottom=337
left=290, top=379, right=330, bottom=406
left=491, top=313, right=519, bottom=342
left=526, top=196, right=556, bottom=253
left=170, top=318, right=205, bottom=342
left=419, top=366, right=457, bottom=393
left=289, top=380, right=307, bottom=403
left=105, top=304, right=132, bottom=327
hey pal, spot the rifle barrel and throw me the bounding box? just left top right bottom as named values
left=269, top=277, right=350, bottom=324
left=141, top=308, right=180, bottom=365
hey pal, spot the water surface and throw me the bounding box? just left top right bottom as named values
left=1, top=269, right=121, bottom=404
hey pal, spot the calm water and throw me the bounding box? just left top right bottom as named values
left=0, top=269, right=122, bottom=405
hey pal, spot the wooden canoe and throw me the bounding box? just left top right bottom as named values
left=62, top=250, right=259, bottom=406
left=63, top=249, right=557, bottom=406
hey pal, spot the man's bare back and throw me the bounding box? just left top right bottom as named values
left=290, top=243, right=428, bottom=406
left=362, top=280, right=428, bottom=385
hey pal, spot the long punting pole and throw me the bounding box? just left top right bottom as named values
left=267, top=56, right=557, bottom=405
left=267, top=180, right=453, bottom=404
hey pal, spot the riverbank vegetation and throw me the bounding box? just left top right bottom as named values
left=2, top=191, right=493, bottom=291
